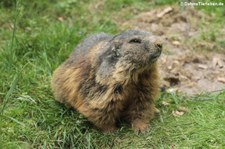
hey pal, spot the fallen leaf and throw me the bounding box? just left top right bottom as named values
left=173, top=60, right=180, bottom=65
left=177, top=106, right=189, bottom=113
left=172, top=110, right=184, bottom=117
left=172, top=41, right=181, bottom=46
left=58, top=16, right=64, bottom=22
left=162, top=101, right=170, bottom=106
left=154, top=107, right=160, bottom=113
left=10, top=23, right=14, bottom=29
left=197, top=64, right=208, bottom=69
left=212, top=57, right=223, bottom=68
left=157, top=7, right=173, bottom=18
left=168, top=65, right=173, bottom=70
left=217, top=77, right=225, bottom=83
left=167, top=88, right=178, bottom=93
left=180, top=74, right=189, bottom=80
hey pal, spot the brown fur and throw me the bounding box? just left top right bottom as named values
left=51, top=30, right=162, bottom=133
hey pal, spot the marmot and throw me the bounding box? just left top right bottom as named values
left=51, top=30, right=162, bottom=133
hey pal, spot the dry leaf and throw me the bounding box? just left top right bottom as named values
left=217, top=77, right=225, bottom=83
left=197, top=64, right=208, bottom=69
left=172, top=41, right=181, bottom=46
left=167, top=88, right=178, bottom=93
left=168, top=65, right=173, bottom=70
left=162, top=101, right=170, bottom=106
left=157, top=7, right=173, bottom=18
left=180, top=74, right=188, bottom=80
left=173, top=60, right=180, bottom=65
left=172, top=110, right=184, bottom=117
left=154, top=107, right=160, bottom=113
left=212, top=56, right=223, bottom=68
left=58, top=16, right=64, bottom=22
left=177, top=106, right=189, bottom=113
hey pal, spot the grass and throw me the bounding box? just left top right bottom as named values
left=0, top=0, right=225, bottom=148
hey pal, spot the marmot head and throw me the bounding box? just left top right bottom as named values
left=96, top=30, right=162, bottom=85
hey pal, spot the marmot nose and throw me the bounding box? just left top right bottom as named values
left=149, top=41, right=162, bottom=61
left=154, top=41, right=163, bottom=52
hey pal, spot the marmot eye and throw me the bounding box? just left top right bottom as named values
left=129, top=38, right=142, bottom=44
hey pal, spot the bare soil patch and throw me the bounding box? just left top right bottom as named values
left=121, top=6, right=225, bottom=94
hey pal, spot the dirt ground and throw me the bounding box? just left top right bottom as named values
left=121, top=6, right=225, bottom=95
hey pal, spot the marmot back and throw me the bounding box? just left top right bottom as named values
left=51, top=30, right=162, bottom=133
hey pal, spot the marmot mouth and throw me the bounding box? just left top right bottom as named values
left=149, top=51, right=161, bottom=62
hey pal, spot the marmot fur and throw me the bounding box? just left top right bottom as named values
left=51, top=30, right=162, bottom=133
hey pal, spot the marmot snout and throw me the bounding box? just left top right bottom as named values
left=51, top=30, right=162, bottom=133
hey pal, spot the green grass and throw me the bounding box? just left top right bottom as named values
left=0, top=0, right=225, bottom=148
